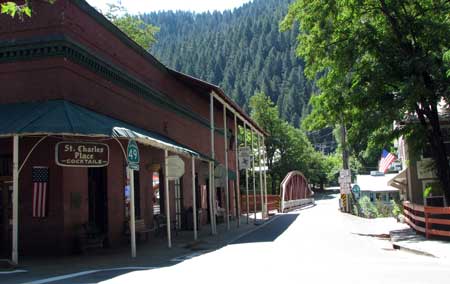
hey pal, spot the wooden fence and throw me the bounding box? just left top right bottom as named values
left=403, top=201, right=450, bottom=238
left=241, top=195, right=280, bottom=213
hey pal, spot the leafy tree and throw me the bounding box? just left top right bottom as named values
left=104, top=1, right=159, bottom=50
left=282, top=1, right=450, bottom=201
left=249, top=92, right=332, bottom=193
left=1, top=0, right=55, bottom=18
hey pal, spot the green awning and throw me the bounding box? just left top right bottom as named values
left=0, top=100, right=200, bottom=157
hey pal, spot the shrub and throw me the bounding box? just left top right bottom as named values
left=358, top=196, right=379, bottom=218
left=391, top=200, right=402, bottom=217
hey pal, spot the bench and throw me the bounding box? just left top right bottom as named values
left=153, top=214, right=178, bottom=236
left=78, top=223, right=106, bottom=253
left=135, top=219, right=153, bottom=241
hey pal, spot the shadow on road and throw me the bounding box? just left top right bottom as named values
left=232, top=214, right=299, bottom=244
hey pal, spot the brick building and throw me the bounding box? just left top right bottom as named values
left=0, top=0, right=267, bottom=264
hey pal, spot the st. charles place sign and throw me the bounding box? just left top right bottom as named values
left=56, top=141, right=109, bottom=167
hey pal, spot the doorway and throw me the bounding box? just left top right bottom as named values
left=0, top=155, right=12, bottom=257
left=88, top=168, right=108, bottom=234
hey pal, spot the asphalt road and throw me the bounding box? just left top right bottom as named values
left=14, top=193, right=450, bottom=284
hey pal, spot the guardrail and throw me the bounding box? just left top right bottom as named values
left=282, top=198, right=315, bottom=213
left=403, top=201, right=450, bottom=238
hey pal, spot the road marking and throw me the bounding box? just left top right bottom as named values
left=21, top=267, right=156, bottom=284
left=0, top=269, right=28, bottom=275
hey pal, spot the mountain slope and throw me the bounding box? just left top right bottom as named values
left=143, top=0, right=313, bottom=127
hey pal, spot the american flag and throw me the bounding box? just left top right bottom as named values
left=32, top=167, right=49, bottom=218
left=378, top=150, right=397, bottom=173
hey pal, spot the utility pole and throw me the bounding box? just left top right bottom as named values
left=341, top=124, right=349, bottom=170
left=340, top=123, right=351, bottom=213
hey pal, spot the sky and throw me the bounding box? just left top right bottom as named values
left=86, top=0, right=253, bottom=14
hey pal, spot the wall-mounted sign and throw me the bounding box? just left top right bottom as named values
left=56, top=142, right=109, bottom=167
left=166, top=155, right=185, bottom=180
left=127, top=140, right=140, bottom=171
left=417, top=159, right=437, bottom=180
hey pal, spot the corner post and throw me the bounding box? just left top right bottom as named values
left=12, top=135, right=19, bottom=265
left=164, top=150, right=172, bottom=248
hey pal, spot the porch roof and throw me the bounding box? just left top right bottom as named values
left=0, top=100, right=201, bottom=158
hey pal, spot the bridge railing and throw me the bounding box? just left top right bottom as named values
left=241, top=195, right=280, bottom=213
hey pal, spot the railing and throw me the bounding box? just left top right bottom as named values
left=403, top=201, right=450, bottom=238
left=241, top=195, right=280, bottom=213
left=282, top=198, right=315, bottom=213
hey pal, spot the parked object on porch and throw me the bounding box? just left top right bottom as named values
left=77, top=223, right=106, bottom=253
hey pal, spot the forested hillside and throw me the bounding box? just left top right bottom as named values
left=143, top=0, right=314, bottom=127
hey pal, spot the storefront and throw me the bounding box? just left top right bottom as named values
left=0, top=0, right=268, bottom=264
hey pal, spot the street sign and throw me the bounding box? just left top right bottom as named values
left=166, top=155, right=185, bottom=180
left=238, top=146, right=251, bottom=170
left=127, top=140, right=140, bottom=171
left=351, top=184, right=361, bottom=200
left=340, top=169, right=351, bottom=178
left=341, top=193, right=347, bottom=210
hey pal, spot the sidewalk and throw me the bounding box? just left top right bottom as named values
left=390, top=227, right=450, bottom=259
left=0, top=215, right=271, bottom=284
left=342, top=209, right=450, bottom=259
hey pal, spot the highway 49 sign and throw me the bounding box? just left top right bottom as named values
left=127, top=140, right=140, bottom=171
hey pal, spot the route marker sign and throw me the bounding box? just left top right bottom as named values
left=127, top=140, right=140, bottom=171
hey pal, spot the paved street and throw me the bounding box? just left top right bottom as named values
left=5, top=193, right=450, bottom=284
left=100, top=193, right=450, bottom=284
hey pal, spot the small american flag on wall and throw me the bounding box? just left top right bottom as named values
left=32, top=167, right=49, bottom=218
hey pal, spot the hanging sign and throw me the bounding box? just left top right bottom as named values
left=238, top=146, right=251, bottom=170
left=214, top=164, right=226, bottom=187
left=166, top=155, right=185, bottom=180
left=56, top=142, right=109, bottom=167
left=127, top=140, right=140, bottom=171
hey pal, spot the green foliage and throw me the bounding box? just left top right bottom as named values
left=358, top=196, right=400, bottom=218
left=144, top=0, right=314, bottom=128
left=1, top=0, right=55, bottom=18
left=445, top=50, right=450, bottom=78
left=248, top=92, right=333, bottom=193
left=391, top=200, right=402, bottom=218
left=104, top=1, right=159, bottom=50
left=358, top=196, right=379, bottom=218
left=423, top=182, right=443, bottom=198
left=282, top=0, right=450, bottom=198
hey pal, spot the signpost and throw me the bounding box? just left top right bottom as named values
left=126, top=140, right=139, bottom=258
left=56, top=142, right=109, bottom=167
left=339, top=169, right=351, bottom=212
